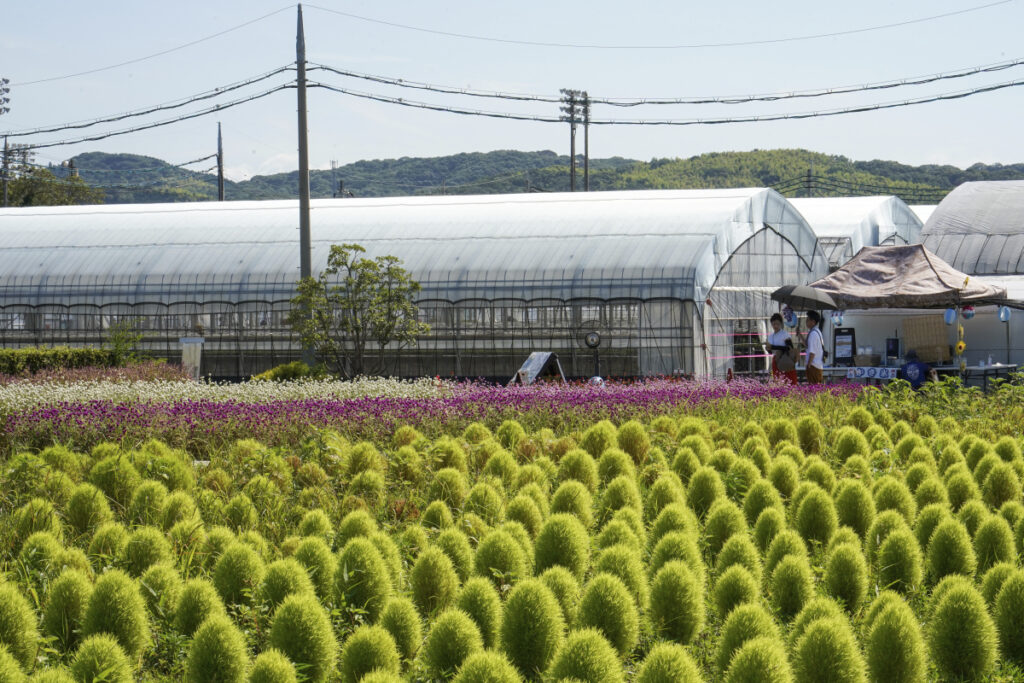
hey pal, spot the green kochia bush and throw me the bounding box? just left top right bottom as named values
left=795, top=486, right=838, bottom=546
left=877, top=529, right=923, bottom=593
left=928, top=582, right=997, bottom=681
left=547, top=629, right=624, bottom=683
left=249, top=649, right=298, bottom=683
left=474, top=530, right=527, bottom=588
left=500, top=578, right=565, bottom=677
left=550, top=480, right=594, bottom=528
left=174, top=578, right=226, bottom=638
left=770, top=555, right=813, bottom=622
left=121, top=526, right=173, bottom=577
left=972, top=515, right=1015, bottom=573
left=335, top=537, right=392, bottom=621
left=716, top=603, right=781, bottom=674
left=726, top=637, right=792, bottom=683
left=420, top=609, right=483, bottom=680
left=789, top=597, right=845, bottom=648
left=213, top=542, right=265, bottom=606
left=435, top=528, right=474, bottom=583
left=792, top=617, right=867, bottom=683
left=866, top=598, right=927, bottom=683
left=994, top=570, right=1024, bottom=663
left=578, top=572, right=640, bottom=657
left=595, top=544, right=649, bottom=611
left=338, top=625, right=400, bottom=683
left=452, top=651, right=524, bottom=683
left=981, top=562, right=1017, bottom=607
left=456, top=578, right=502, bottom=650
left=268, top=593, right=338, bottom=683
left=139, top=563, right=183, bottom=618
left=186, top=613, right=248, bottom=683
left=714, top=565, right=760, bottom=619
left=259, top=558, right=315, bottom=610
left=293, top=536, right=337, bottom=600
left=0, top=582, right=41, bottom=669
left=43, top=569, right=93, bottom=653
left=649, top=561, right=704, bottom=646
left=0, top=647, right=24, bottom=683
left=926, top=519, right=977, bottom=582
left=379, top=597, right=423, bottom=662
left=636, top=642, right=702, bottom=683
left=534, top=513, right=590, bottom=581
left=70, top=634, right=133, bottom=683
left=539, top=566, right=581, bottom=627
left=703, top=500, right=747, bottom=557
left=411, top=546, right=460, bottom=617
left=823, top=543, right=868, bottom=613
left=66, top=483, right=114, bottom=535
left=82, top=569, right=151, bottom=660
left=833, top=480, right=875, bottom=539
left=687, top=466, right=726, bottom=519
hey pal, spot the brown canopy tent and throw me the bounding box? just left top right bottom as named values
left=773, top=244, right=1008, bottom=310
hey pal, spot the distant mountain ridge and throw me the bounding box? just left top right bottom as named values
left=59, top=149, right=1024, bottom=205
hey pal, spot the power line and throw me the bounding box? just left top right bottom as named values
left=309, top=77, right=1024, bottom=127
left=3, top=66, right=294, bottom=138
left=10, top=5, right=294, bottom=87
left=305, top=1, right=1013, bottom=50
left=310, top=56, right=1024, bottom=106
left=17, top=84, right=292, bottom=151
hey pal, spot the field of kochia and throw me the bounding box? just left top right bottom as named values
left=1, top=378, right=1024, bottom=682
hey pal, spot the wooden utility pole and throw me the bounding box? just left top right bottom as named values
left=560, top=89, right=580, bottom=192
left=216, top=122, right=225, bottom=201
left=296, top=4, right=315, bottom=365
left=1, top=136, right=8, bottom=208
left=582, top=91, right=590, bottom=191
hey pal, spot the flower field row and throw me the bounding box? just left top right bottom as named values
left=1, top=379, right=859, bottom=455
left=1, top=393, right=1024, bottom=682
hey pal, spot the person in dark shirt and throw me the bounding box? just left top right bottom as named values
left=900, top=349, right=937, bottom=389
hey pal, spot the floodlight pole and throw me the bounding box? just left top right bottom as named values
left=216, top=122, right=225, bottom=201
left=296, top=4, right=315, bottom=365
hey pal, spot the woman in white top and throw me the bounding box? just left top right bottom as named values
left=805, top=310, right=825, bottom=384
left=767, top=313, right=798, bottom=385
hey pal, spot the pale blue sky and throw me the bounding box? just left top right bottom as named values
left=2, top=1, right=1022, bottom=181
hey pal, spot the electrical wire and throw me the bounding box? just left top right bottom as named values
left=310, top=56, right=1024, bottom=106
left=3, top=66, right=294, bottom=138
left=309, top=77, right=1024, bottom=126
left=10, top=5, right=294, bottom=87
left=15, top=84, right=293, bottom=151
left=304, top=1, right=1014, bottom=50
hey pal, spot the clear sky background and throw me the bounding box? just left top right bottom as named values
left=1, top=1, right=1022, bottom=181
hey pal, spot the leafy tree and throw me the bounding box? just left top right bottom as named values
left=3, top=145, right=104, bottom=206
left=287, top=243, right=428, bottom=378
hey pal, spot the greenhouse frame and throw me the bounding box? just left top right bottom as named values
left=789, top=196, right=923, bottom=271
left=0, top=189, right=827, bottom=378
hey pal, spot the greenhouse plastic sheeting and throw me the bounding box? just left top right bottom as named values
left=923, top=180, right=1024, bottom=275
left=0, top=189, right=819, bottom=306
left=790, top=196, right=922, bottom=270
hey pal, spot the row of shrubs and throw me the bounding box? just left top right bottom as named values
left=0, top=347, right=121, bottom=376
left=1, top=405, right=1023, bottom=681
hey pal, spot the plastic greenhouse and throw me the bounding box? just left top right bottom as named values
left=789, top=196, right=923, bottom=271
left=920, top=180, right=1024, bottom=365
left=0, top=189, right=826, bottom=378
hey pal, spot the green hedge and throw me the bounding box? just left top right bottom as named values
left=0, top=347, right=118, bottom=375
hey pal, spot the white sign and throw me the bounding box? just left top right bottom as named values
left=846, top=367, right=898, bottom=380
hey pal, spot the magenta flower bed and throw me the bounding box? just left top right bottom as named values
left=2, top=378, right=860, bottom=455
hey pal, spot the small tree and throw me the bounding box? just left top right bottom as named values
left=287, top=243, right=428, bottom=378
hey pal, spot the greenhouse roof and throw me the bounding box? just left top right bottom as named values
left=789, top=196, right=922, bottom=268
left=0, top=189, right=820, bottom=305
left=922, top=180, right=1024, bottom=275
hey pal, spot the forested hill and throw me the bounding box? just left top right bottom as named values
left=64, top=149, right=1024, bottom=205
